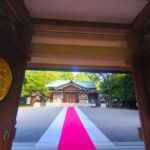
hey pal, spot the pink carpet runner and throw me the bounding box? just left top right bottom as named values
left=58, top=107, right=96, bottom=150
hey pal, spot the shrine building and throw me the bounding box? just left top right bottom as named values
left=47, top=80, right=98, bottom=103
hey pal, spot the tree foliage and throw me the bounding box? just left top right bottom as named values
left=99, top=73, right=136, bottom=102
left=21, top=71, right=74, bottom=98
left=59, top=72, right=75, bottom=80
left=22, top=71, right=136, bottom=104
left=75, top=72, right=100, bottom=90
left=75, top=73, right=91, bottom=81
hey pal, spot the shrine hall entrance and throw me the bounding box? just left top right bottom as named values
left=63, top=92, right=78, bottom=103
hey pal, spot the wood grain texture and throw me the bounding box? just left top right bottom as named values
left=132, top=2, right=150, bottom=32
left=131, top=56, right=150, bottom=150
left=0, top=24, right=30, bottom=150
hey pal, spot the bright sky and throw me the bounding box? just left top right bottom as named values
left=72, top=72, right=79, bottom=76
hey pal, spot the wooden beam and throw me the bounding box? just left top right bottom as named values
left=0, top=16, right=32, bottom=54
left=27, top=63, right=131, bottom=73
left=32, top=18, right=129, bottom=49
left=31, top=18, right=130, bottom=30
left=0, top=1, right=32, bottom=55
left=132, top=2, right=150, bottom=32
left=31, top=43, right=130, bottom=58
left=32, top=18, right=129, bottom=37
left=0, top=0, right=30, bottom=25
left=29, top=44, right=130, bottom=70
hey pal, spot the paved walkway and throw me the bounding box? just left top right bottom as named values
left=36, top=107, right=113, bottom=149
left=13, top=142, right=145, bottom=150
left=13, top=106, right=145, bottom=150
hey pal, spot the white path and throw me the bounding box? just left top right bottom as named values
left=36, top=106, right=113, bottom=149
left=36, top=107, right=67, bottom=149
left=12, top=106, right=145, bottom=150
left=75, top=107, right=114, bottom=148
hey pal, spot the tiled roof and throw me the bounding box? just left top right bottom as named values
left=46, top=80, right=96, bottom=89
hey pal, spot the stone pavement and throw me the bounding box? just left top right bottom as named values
left=45, top=102, right=91, bottom=107
left=13, top=106, right=144, bottom=150
left=12, top=142, right=145, bottom=150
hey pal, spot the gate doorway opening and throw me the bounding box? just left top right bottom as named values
left=0, top=1, right=150, bottom=149
left=12, top=70, right=144, bottom=150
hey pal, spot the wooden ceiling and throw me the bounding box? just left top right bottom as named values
left=0, top=0, right=150, bottom=72
left=24, top=0, right=147, bottom=24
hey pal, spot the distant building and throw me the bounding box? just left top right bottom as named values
left=46, top=80, right=98, bottom=103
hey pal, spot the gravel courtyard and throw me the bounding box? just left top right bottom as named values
left=14, top=106, right=143, bottom=143
left=80, top=107, right=142, bottom=142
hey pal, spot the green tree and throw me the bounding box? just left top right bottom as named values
left=98, top=73, right=113, bottom=106
left=22, top=71, right=51, bottom=98
left=116, top=74, right=135, bottom=101
left=75, top=73, right=91, bottom=81
left=99, top=73, right=136, bottom=107
left=59, top=72, right=75, bottom=80
left=21, top=71, right=75, bottom=98
left=75, top=72, right=100, bottom=90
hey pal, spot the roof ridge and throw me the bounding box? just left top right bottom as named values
left=47, top=80, right=96, bottom=89
left=49, top=80, right=70, bottom=82
left=49, top=80, right=95, bottom=82
left=74, top=80, right=95, bottom=82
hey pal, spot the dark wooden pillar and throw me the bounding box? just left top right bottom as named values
left=0, top=4, right=32, bottom=147
left=0, top=32, right=30, bottom=149
left=131, top=56, right=150, bottom=150
left=0, top=1, right=32, bottom=148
